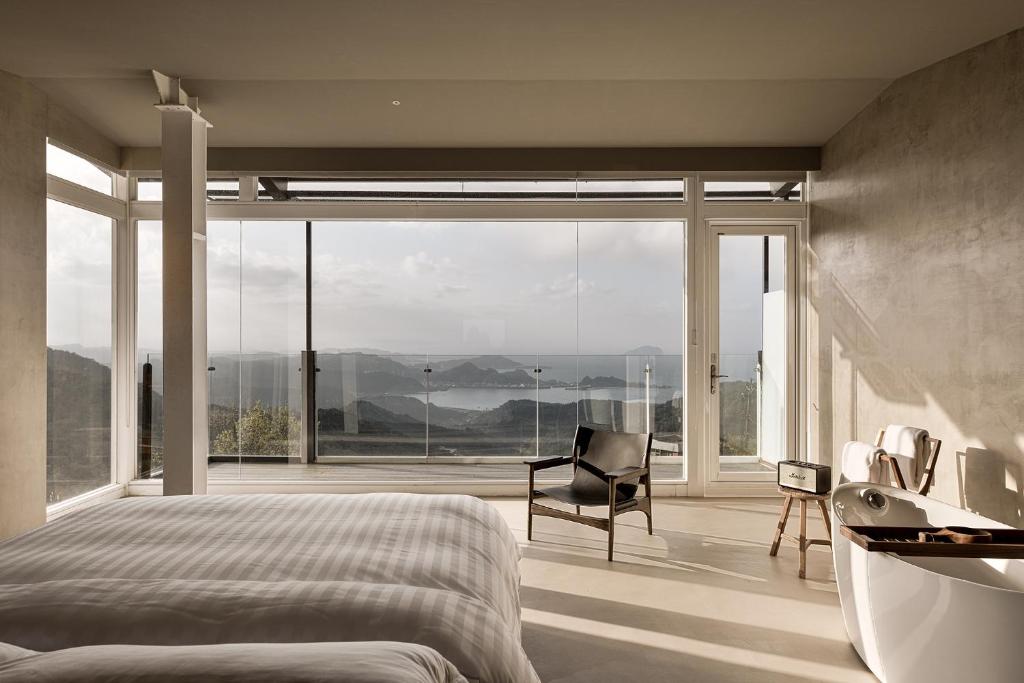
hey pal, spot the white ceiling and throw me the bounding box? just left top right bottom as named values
left=2, top=0, right=1022, bottom=148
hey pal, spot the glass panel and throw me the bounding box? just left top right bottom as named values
left=207, top=179, right=240, bottom=201
left=425, top=354, right=541, bottom=459
left=649, top=354, right=686, bottom=478
left=276, top=179, right=463, bottom=200
left=136, top=220, right=163, bottom=478
left=46, top=143, right=112, bottom=195
left=136, top=179, right=162, bottom=201
left=134, top=178, right=240, bottom=201
left=578, top=221, right=684, bottom=354
left=192, top=219, right=687, bottom=483
left=577, top=355, right=647, bottom=433
left=206, top=221, right=308, bottom=482
left=237, top=222, right=304, bottom=463
left=311, top=221, right=577, bottom=480
left=535, top=354, right=579, bottom=461
left=46, top=199, right=113, bottom=503
left=311, top=221, right=577, bottom=356
left=315, top=353, right=427, bottom=458
left=704, top=181, right=802, bottom=202
left=578, top=221, right=686, bottom=478
left=575, top=179, right=685, bottom=200
left=207, top=221, right=242, bottom=479
left=460, top=180, right=576, bottom=196
left=717, top=234, right=787, bottom=475
left=302, top=220, right=685, bottom=482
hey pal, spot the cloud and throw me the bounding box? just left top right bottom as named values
left=577, top=222, right=683, bottom=264
left=436, top=283, right=470, bottom=295
left=401, top=251, right=454, bottom=277
left=531, top=273, right=595, bottom=299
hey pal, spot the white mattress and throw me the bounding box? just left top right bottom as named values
left=0, top=493, right=539, bottom=683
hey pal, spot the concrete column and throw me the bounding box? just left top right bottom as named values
left=157, top=76, right=210, bottom=495
left=0, top=70, right=47, bottom=538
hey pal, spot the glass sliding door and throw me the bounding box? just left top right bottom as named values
left=710, top=226, right=795, bottom=481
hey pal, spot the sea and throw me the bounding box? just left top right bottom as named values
left=402, top=386, right=682, bottom=411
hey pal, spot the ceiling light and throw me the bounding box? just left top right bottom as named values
left=391, top=100, right=401, bottom=106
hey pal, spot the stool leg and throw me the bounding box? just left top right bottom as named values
left=799, top=499, right=808, bottom=579
left=770, top=495, right=793, bottom=557
left=817, top=499, right=832, bottom=541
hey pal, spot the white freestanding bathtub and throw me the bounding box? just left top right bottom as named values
left=832, top=483, right=1024, bottom=683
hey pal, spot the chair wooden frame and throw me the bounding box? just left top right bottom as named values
left=875, top=428, right=942, bottom=496
left=525, top=429, right=653, bottom=561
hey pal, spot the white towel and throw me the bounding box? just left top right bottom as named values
left=879, top=424, right=930, bottom=488
left=840, top=440, right=886, bottom=484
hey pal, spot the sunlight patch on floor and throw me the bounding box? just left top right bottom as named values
left=521, top=557, right=849, bottom=641
left=522, top=607, right=873, bottom=683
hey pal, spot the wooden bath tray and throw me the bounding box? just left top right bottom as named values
left=841, top=525, right=1024, bottom=558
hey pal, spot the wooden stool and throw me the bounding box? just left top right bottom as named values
left=770, top=486, right=832, bottom=578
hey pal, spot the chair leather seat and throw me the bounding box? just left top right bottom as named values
left=534, top=485, right=639, bottom=510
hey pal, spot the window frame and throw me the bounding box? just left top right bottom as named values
left=125, top=172, right=809, bottom=498
left=45, top=142, right=131, bottom=517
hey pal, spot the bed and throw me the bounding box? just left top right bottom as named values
left=0, top=641, right=468, bottom=682
left=0, top=493, right=539, bottom=683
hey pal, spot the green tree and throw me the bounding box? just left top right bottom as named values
left=212, top=402, right=300, bottom=456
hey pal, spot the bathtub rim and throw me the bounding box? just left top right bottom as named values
left=831, top=482, right=1023, bottom=594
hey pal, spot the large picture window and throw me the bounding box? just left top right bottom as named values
left=46, top=199, right=114, bottom=502
left=128, top=175, right=809, bottom=491
left=133, top=181, right=692, bottom=484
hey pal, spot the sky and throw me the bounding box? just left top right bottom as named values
left=46, top=199, right=113, bottom=353
left=146, top=219, right=687, bottom=357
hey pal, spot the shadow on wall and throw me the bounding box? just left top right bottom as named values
left=808, top=236, right=1024, bottom=527
left=958, top=447, right=1023, bottom=527
left=808, top=239, right=926, bottom=467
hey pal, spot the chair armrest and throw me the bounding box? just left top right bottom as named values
left=606, top=466, right=648, bottom=483
left=524, top=455, right=573, bottom=471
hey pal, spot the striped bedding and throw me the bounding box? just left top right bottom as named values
left=0, top=493, right=539, bottom=683
left=0, top=641, right=468, bottom=682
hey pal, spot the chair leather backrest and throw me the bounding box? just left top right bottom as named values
left=570, top=425, right=651, bottom=501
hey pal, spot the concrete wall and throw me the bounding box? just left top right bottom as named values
left=0, top=70, right=121, bottom=540
left=0, top=70, right=48, bottom=539
left=809, top=29, right=1024, bottom=525
left=47, top=101, right=121, bottom=171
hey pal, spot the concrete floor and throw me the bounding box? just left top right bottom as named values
left=485, top=497, right=875, bottom=683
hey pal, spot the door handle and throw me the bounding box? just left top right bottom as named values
left=710, top=363, right=729, bottom=394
